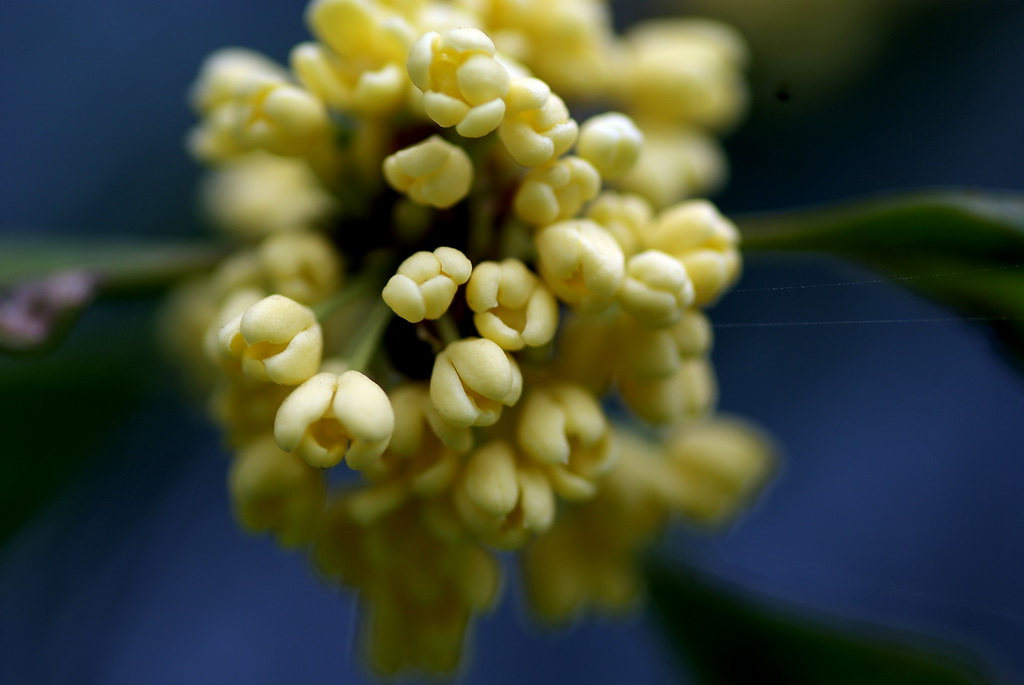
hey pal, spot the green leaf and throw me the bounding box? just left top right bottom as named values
left=0, top=300, right=161, bottom=545
left=0, top=237, right=224, bottom=355
left=736, top=190, right=1024, bottom=365
left=0, top=237, right=225, bottom=292
left=646, top=560, right=997, bottom=685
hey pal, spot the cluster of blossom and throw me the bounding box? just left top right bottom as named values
left=163, top=0, right=772, bottom=674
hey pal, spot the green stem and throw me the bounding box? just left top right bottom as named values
left=344, top=298, right=393, bottom=373
left=434, top=313, right=461, bottom=347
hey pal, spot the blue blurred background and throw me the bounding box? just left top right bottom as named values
left=1, top=1, right=1023, bottom=683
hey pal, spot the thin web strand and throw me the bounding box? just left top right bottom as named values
left=714, top=315, right=1024, bottom=329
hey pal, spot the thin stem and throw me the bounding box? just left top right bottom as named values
left=434, top=313, right=461, bottom=347
left=313, top=258, right=393, bottom=320
left=344, top=298, right=394, bottom=373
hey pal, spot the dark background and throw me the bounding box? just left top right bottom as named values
left=2, top=1, right=1023, bottom=682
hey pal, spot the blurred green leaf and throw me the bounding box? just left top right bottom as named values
left=0, top=238, right=225, bottom=292
left=737, top=190, right=1024, bottom=365
left=0, top=300, right=161, bottom=546
left=647, top=560, right=996, bottom=685
left=0, top=238, right=223, bottom=356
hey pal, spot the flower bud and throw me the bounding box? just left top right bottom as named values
left=618, top=249, right=694, bottom=328
left=408, top=28, right=510, bottom=137
left=614, top=309, right=712, bottom=381
left=200, top=153, right=338, bottom=240
left=576, top=112, right=643, bottom=178
left=275, top=370, right=395, bottom=469
left=619, top=357, right=716, bottom=425
left=382, top=247, right=472, bottom=322
left=586, top=191, right=654, bottom=256
left=228, top=435, right=325, bottom=547
left=430, top=337, right=522, bottom=427
left=218, top=294, right=323, bottom=385
left=259, top=232, right=342, bottom=305
left=618, top=124, right=726, bottom=209
left=383, top=135, right=473, bottom=209
left=621, top=19, right=747, bottom=131
left=466, top=259, right=558, bottom=350
left=455, top=440, right=556, bottom=548
left=513, top=156, right=601, bottom=225
left=665, top=418, right=774, bottom=524
left=643, top=199, right=741, bottom=305
left=535, top=219, right=624, bottom=313
left=516, top=383, right=616, bottom=500
left=190, top=48, right=288, bottom=115
left=498, top=77, right=578, bottom=167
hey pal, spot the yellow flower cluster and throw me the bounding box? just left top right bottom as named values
left=163, top=0, right=770, bottom=675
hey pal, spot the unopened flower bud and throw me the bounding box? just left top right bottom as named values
left=259, top=232, right=342, bottom=305
left=576, top=112, right=643, bottom=178
left=499, top=77, right=578, bottom=167
left=618, top=249, right=694, bottom=328
left=382, top=247, right=472, bottom=322
left=644, top=200, right=740, bottom=305
left=586, top=191, right=654, bottom=256
left=228, top=435, right=325, bottom=547
left=535, top=219, right=624, bottom=313
left=615, top=309, right=712, bottom=381
left=218, top=294, right=323, bottom=385
left=466, top=259, right=558, bottom=350
left=514, top=156, right=601, bottom=225
left=516, top=383, right=616, bottom=500
left=383, top=135, right=473, bottom=209
left=619, top=357, right=716, bottom=424
left=408, top=28, right=510, bottom=137
left=430, top=337, right=522, bottom=427
left=275, top=370, right=395, bottom=469
left=665, top=418, right=773, bottom=523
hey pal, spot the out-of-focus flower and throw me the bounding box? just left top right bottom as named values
left=161, top=0, right=768, bottom=673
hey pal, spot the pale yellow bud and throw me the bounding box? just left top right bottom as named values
left=292, top=42, right=408, bottom=114
left=535, top=219, right=624, bottom=313
left=217, top=294, right=323, bottom=385
left=228, top=435, right=325, bottom=547
left=513, top=156, right=601, bottom=225
left=306, top=0, right=415, bottom=65
left=274, top=370, right=395, bottom=469
left=516, top=383, right=616, bottom=500
left=462, top=439, right=520, bottom=518
left=382, top=247, right=472, bottom=322
left=466, top=259, right=558, bottom=350
left=383, top=135, right=473, bottom=209
left=259, top=232, right=342, bottom=305
left=200, top=153, right=338, bottom=240
left=614, top=309, right=712, bottom=381
left=244, top=83, right=332, bottom=157
left=408, top=28, right=510, bottom=137
left=430, top=337, right=522, bottom=427
left=619, top=357, right=716, bottom=425
left=621, top=19, right=747, bottom=131
left=618, top=250, right=694, bottom=328
left=190, top=48, right=288, bottom=114
left=455, top=441, right=555, bottom=547
left=617, top=124, right=726, bottom=209
left=665, top=418, right=774, bottom=524
left=498, top=77, right=578, bottom=167
left=575, top=112, right=643, bottom=178
left=586, top=191, right=654, bottom=256
left=388, top=383, right=473, bottom=457
left=643, top=199, right=741, bottom=305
